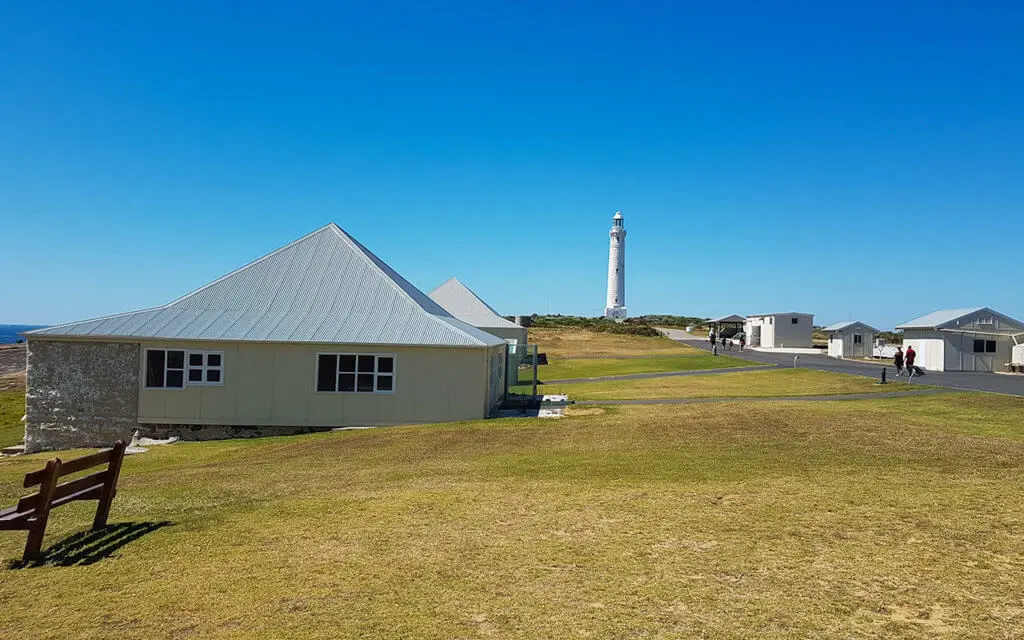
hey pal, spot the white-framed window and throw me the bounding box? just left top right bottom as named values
left=978, top=315, right=994, bottom=325
left=145, top=348, right=224, bottom=388
left=187, top=351, right=224, bottom=385
left=316, top=353, right=396, bottom=393
left=853, top=334, right=863, bottom=344
left=791, top=317, right=799, bottom=324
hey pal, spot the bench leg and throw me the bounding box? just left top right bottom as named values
left=92, top=490, right=115, bottom=531
left=23, top=518, right=48, bottom=562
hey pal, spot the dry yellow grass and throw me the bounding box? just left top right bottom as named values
left=552, top=368, right=920, bottom=400
left=529, top=327, right=695, bottom=358
left=1, top=393, right=1023, bottom=638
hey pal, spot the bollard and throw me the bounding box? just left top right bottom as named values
left=881, top=368, right=887, bottom=384
left=908, top=367, right=915, bottom=384
left=793, top=355, right=799, bottom=368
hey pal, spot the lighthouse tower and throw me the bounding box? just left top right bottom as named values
left=604, top=211, right=627, bottom=320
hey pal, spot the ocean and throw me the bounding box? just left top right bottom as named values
left=0, top=324, right=46, bottom=344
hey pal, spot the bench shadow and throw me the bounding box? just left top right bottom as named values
left=7, top=521, right=173, bottom=569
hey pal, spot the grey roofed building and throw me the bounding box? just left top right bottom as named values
left=29, top=223, right=502, bottom=348
left=895, top=307, right=1024, bottom=372
left=428, top=277, right=528, bottom=345
left=24, top=223, right=509, bottom=453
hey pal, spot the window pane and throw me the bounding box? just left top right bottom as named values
left=166, top=370, right=184, bottom=388
left=986, top=340, right=997, bottom=353
left=376, top=375, right=393, bottom=391
left=974, top=340, right=985, bottom=353
left=167, top=350, right=185, bottom=369
left=339, top=373, right=356, bottom=392
left=377, top=357, right=394, bottom=373
left=207, top=353, right=221, bottom=367
left=206, top=369, right=221, bottom=383
left=146, top=350, right=165, bottom=387
left=339, top=355, right=356, bottom=372
left=357, top=373, right=375, bottom=392
left=189, top=353, right=204, bottom=366
left=791, top=318, right=798, bottom=324
left=317, top=355, right=338, bottom=391
left=188, top=368, right=204, bottom=382
left=358, top=355, right=375, bottom=372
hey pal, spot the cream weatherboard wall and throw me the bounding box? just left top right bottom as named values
left=137, top=340, right=500, bottom=427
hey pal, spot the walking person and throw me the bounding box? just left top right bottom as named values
left=905, top=344, right=916, bottom=376
left=708, top=329, right=716, bottom=346
left=722, top=335, right=729, bottom=351
left=893, top=346, right=904, bottom=376
left=739, top=335, right=746, bottom=351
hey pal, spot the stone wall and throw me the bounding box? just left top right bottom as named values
left=137, top=424, right=334, bottom=441
left=25, top=340, right=140, bottom=452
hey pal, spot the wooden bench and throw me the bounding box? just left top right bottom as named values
left=0, top=441, right=127, bottom=562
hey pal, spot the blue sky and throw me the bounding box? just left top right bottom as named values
left=1, top=1, right=1022, bottom=330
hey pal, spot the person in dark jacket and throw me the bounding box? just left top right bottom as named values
left=905, top=345, right=916, bottom=374
left=893, top=347, right=904, bottom=376
left=739, top=335, right=746, bottom=351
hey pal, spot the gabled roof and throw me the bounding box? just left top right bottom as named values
left=427, top=277, right=521, bottom=330
left=897, top=307, right=1024, bottom=332
left=709, top=314, right=746, bottom=323
left=28, top=224, right=504, bottom=347
left=823, top=321, right=879, bottom=333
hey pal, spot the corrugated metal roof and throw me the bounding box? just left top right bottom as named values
left=29, top=224, right=504, bottom=348
left=427, top=277, right=522, bottom=330
left=823, top=321, right=879, bottom=333
left=896, top=308, right=985, bottom=329
left=896, top=307, right=1024, bottom=331
left=709, top=314, right=746, bottom=323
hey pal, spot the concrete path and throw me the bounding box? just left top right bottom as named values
left=657, top=327, right=1024, bottom=397
left=545, top=364, right=774, bottom=384
left=577, top=388, right=950, bottom=406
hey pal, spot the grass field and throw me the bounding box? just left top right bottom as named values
left=529, top=327, right=695, bottom=358
left=549, top=368, right=920, bottom=400
left=0, top=389, right=25, bottom=449
left=539, top=353, right=754, bottom=381
left=528, top=328, right=752, bottom=381
left=2, top=392, right=1024, bottom=638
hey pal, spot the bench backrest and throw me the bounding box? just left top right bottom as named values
left=16, top=441, right=127, bottom=515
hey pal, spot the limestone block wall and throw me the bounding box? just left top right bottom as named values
left=25, top=340, right=140, bottom=452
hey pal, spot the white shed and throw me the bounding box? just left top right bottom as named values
left=744, top=313, right=814, bottom=348
left=896, top=307, right=1024, bottom=372
left=428, top=277, right=528, bottom=346
left=823, top=321, right=878, bottom=359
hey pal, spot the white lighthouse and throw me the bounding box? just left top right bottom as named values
left=604, top=210, right=627, bottom=320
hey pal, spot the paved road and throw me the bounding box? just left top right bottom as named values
left=658, top=327, right=1024, bottom=397
left=577, top=388, right=949, bottom=405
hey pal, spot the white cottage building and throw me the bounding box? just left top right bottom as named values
left=744, top=313, right=814, bottom=349
left=25, top=224, right=508, bottom=452
left=823, top=321, right=878, bottom=358
left=896, top=307, right=1024, bottom=372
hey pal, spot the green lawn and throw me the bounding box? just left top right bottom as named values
left=2, top=393, right=1024, bottom=637
left=0, top=390, right=25, bottom=449
left=549, top=368, right=921, bottom=400
left=540, top=353, right=754, bottom=381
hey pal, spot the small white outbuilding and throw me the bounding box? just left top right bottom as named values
left=823, top=321, right=878, bottom=359
left=744, top=313, right=814, bottom=348
left=428, top=277, right=528, bottom=346
left=896, top=307, right=1024, bottom=372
